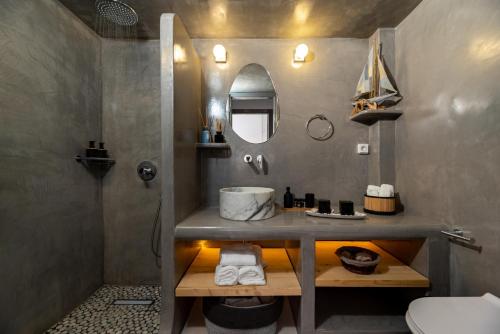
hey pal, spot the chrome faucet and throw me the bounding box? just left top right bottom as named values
left=256, top=154, right=264, bottom=170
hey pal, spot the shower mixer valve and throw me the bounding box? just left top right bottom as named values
left=137, top=161, right=157, bottom=181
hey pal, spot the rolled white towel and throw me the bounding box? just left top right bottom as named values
left=238, top=265, right=266, bottom=286
left=214, top=265, right=239, bottom=286
left=220, top=244, right=261, bottom=266
left=379, top=184, right=394, bottom=197
left=366, top=185, right=380, bottom=197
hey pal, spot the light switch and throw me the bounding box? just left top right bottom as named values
left=357, top=143, right=369, bottom=155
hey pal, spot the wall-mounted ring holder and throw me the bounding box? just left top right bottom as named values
left=306, top=114, right=334, bottom=141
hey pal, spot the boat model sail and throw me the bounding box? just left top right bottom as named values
left=352, top=44, right=402, bottom=115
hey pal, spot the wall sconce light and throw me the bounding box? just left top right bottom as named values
left=294, top=43, right=309, bottom=62
left=213, top=44, right=227, bottom=63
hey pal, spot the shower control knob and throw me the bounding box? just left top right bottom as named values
left=137, top=161, right=157, bottom=181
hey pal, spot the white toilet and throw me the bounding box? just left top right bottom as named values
left=406, top=293, right=500, bottom=334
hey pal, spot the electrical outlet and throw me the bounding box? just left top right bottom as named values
left=357, top=143, right=369, bottom=155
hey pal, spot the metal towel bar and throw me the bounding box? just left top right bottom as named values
left=440, top=228, right=472, bottom=242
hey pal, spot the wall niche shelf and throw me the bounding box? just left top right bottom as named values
left=350, top=109, right=403, bottom=125
left=74, top=155, right=115, bottom=177
left=175, top=247, right=302, bottom=297
left=196, top=143, right=230, bottom=149
left=315, top=241, right=429, bottom=288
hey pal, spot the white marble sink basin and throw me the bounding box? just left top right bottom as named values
left=219, top=187, right=276, bottom=221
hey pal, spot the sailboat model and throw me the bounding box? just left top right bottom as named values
left=352, top=44, right=402, bottom=115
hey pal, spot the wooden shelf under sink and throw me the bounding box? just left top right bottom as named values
left=175, top=247, right=302, bottom=297
left=315, top=241, right=429, bottom=288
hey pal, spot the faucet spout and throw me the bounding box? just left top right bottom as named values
left=256, top=154, right=264, bottom=170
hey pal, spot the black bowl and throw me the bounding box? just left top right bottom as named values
left=335, top=246, right=381, bottom=275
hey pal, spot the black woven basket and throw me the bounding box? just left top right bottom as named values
left=203, top=296, right=283, bottom=330
left=335, top=246, right=381, bottom=275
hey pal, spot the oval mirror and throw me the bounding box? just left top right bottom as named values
left=227, top=63, right=279, bottom=144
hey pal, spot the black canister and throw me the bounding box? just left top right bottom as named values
left=339, top=200, right=354, bottom=215
left=305, top=193, right=315, bottom=208
left=214, top=131, right=225, bottom=143
left=318, top=199, right=331, bottom=214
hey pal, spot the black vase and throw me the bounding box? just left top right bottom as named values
left=214, top=131, right=225, bottom=143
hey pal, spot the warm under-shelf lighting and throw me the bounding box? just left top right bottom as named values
left=174, top=44, right=186, bottom=63
left=213, top=44, right=227, bottom=63
left=294, top=43, right=309, bottom=62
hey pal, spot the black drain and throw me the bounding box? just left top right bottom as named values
left=112, top=299, right=154, bottom=306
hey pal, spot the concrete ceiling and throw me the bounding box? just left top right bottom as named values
left=58, top=0, right=422, bottom=39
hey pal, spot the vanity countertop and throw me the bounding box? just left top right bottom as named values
left=175, top=207, right=447, bottom=240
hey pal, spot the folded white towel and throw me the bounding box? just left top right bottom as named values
left=214, top=265, right=239, bottom=286
left=379, top=184, right=394, bottom=197
left=220, top=244, right=261, bottom=266
left=238, top=265, right=266, bottom=286
left=366, top=185, right=380, bottom=197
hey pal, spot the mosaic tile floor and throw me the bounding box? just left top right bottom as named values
left=46, top=285, right=160, bottom=334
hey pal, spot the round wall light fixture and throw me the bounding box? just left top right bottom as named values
left=294, top=43, right=309, bottom=62
left=213, top=44, right=227, bottom=63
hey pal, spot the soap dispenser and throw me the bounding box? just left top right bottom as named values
left=86, top=141, right=98, bottom=158
left=284, top=187, right=294, bottom=208
left=97, top=142, right=109, bottom=158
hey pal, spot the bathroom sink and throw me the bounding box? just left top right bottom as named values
left=219, top=187, right=276, bottom=221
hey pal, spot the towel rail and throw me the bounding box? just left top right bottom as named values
left=440, top=229, right=472, bottom=242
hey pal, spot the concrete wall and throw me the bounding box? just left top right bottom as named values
left=0, top=1, right=102, bottom=333
left=395, top=0, right=500, bottom=296
left=193, top=38, right=369, bottom=207
left=172, top=21, right=202, bottom=224
left=159, top=14, right=203, bottom=333
left=102, top=40, right=161, bottom=284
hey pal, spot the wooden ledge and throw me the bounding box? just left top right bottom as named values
left=176, top=248, right=302, bottom=297
left=316, top=241, right=429, bottom=288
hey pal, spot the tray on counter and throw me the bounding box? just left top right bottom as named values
left=305, top=209, right=367, bottom=220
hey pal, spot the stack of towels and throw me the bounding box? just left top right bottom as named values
left=214, top=244, right=266, bottom=286
left=367, top=184, right=394, bottom=197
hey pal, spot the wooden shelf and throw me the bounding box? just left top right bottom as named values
left=315, top=241, right=429, bottom=288
left=350, top=109, right=402, bottom=125
left=196, top=143, right=230, bottom=149
left=175, top=248, right=302, bottom=297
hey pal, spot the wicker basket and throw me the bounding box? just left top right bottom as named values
left=205, top=318, right=277, bottom=334
left=364, top=194, right=396, bottom=215
left=203, top=297, right=283, bottom=334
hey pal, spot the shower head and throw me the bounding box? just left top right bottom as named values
left=96, top=0, right=138, bottom=26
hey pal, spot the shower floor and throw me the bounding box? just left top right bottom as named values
left=46, top=285, right=296, bottom=333
left=46, top=285, right=160, bottom=334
